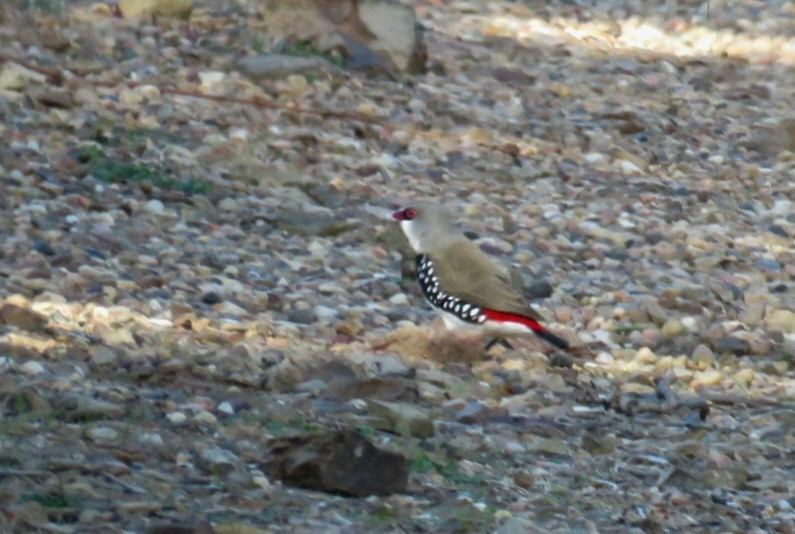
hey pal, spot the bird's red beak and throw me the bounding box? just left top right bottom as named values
left=392, top=208, right=408, bottom=221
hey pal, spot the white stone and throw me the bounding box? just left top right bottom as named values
left=20, top=361, right=45, bottom=375
left=143, top=199, right=165, bottom=214
left=167, top=411, right=187, bottom=424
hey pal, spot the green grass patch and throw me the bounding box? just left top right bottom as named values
left=76, top=146, right=212, bottom=195
left=21, top=491, right=72, bottom=508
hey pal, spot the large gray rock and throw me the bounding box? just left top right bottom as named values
left=357, top=0, right=427, bottom=74
left=267, top=430, right=408, bottom=496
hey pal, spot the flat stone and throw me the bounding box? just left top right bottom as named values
left=712, top=336, right=751, bottom=355
left=55, top=394, right=125, bottom=422
left=236, top=54, right=333, bottom=81
left=118, top=0, right=193, bottom=19
left=87, top=426, right=119, bottom=443
left=197, top=446, right=238, bottom=475
left=287, top=308, right=316, bottom=325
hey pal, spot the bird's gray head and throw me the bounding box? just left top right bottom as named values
left=392, top=201, right=462, bottom=253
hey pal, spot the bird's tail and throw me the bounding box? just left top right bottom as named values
left=534, top=328, right=569, bottom=350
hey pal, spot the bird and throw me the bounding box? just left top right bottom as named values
left=392, top=201, right=569, bottom=350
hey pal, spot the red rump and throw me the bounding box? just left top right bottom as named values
left=481, top=309, right=545, bottom=332
left=481, top=308, right=569, bottom=349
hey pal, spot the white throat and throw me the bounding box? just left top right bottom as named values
left=400, top=220, right=423, bottom=252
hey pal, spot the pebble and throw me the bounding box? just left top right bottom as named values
left=691, top=344, right=714, bottom=366
left=692, top=369, right=724, bottom=387
left=87, top=426, right=118, bottom=443
left=167, top=411, right=188, bottom=424
left=143, top=199, right=165, bottom=214
left=20, top=361, right=45, bottom=375
left=139, top=432, right=165, bottom=447
left=194, top=410, right=218, bottom=425
left=314, top=305, right=339, bottom=322
left=216, top=402, right=235, bottom=415
left=661, top=318, right=686, bottom=338
left=197, top=446, right=238, bottom=475
left=389, top=293, right=410, bottom=306
left=287, top=308, right=316, bottom=324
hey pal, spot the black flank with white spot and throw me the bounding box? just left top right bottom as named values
left=415, top=254, right=487, bottom=325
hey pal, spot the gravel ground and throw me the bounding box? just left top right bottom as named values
left=0, top=0, right=794, bottom=532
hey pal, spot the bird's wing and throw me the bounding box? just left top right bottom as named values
left=432, top=240, right=544, bottom=321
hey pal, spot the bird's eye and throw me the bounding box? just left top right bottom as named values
left=404, top=208, right=417, bottom=219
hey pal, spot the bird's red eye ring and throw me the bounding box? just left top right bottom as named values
left=404, top=207, right=417, bottom=219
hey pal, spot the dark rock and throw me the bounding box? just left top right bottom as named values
left=84, top=247, right=107, bottom=260
left=201, top=291, right=222, bottom=305
left=454, top=400, right=507, bottom=424
left=768, top=224, right=790, bottom=238
left=711, top=336, right=750, bottom=355
left=525, top=280, right=553, bottom=300
left=33, top=240, right=56, bottom=256
left=287, top=308, right=316, bottom=324
left=267, top=430, right=408, bottom=496
left=146, top=520, right=215, bottom=534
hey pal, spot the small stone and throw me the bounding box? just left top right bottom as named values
left=712, top=336, right=750, bottom=355
left=138, top=432, right=164, bottom=447
left=661, top=318, right=686, bottom=338
left=194, top=410, right=218, bottom=425
left=20, top=361, right=45, bottom=375
left=33, top=241, right=57, bottom=257
left=167, top=411, right=188, bottom=424
left=87, top=426, right=118, bottom=443
left=197, top=446, right=238, bottom=475
left=313, top=305, right=339, bottom=323
left=388, top=293, right=409, bottom=306
left=91, top=346, right=118, bottom=366
left=218, top=198, right=238, bottom=210
left=634, top=347, right=657, bottom=363
left=692, top=369, right=723, bottom=387
left=455, top=400, right=506, bottom=424
left=143, top=199, right=165, bottom=214
left=201, top=291, right=222, bottom=305
left=691, top=344, right=713, bottom=366
left=525, top=280, right=553, bottom=299
left=217, top=402, right=234, bottom=415
left=287, top=308, right=315, bottom=324
left=765, top=309, right=795, bottom=334
left=297, top=379, right=328, bottom=395
left=554, top=306, right=572, bottom=323
left=733, top=368, right=755, bottom=386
